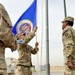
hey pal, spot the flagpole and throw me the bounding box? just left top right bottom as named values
left=63, top=0, right=67, bottom=17
left=45, top=0, right=50, bottom=75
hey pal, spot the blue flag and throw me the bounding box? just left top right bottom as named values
left=12, top=0, right=37, bottom=35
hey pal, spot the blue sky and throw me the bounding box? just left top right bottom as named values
left=1, top=0, right=75, bottom=66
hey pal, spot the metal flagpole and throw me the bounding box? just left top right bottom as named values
left=63, top=0, right=67, bottom=17
left=45, top=0, right=50, bottom=75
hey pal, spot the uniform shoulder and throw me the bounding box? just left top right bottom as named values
left=63, top=26, right=72, bottom=35
left=0, top=3, right=5, bottom=9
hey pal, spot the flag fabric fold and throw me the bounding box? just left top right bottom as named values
left=12, top=0, right=37, bottom=35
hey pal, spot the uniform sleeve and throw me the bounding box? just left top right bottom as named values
left=63, top=29, right=74, bottom=61
left=23, top=31, right=35, bottom=44
left=0, top=3, right=12, bottom=27
left=31, top=47, right=39, bottom=54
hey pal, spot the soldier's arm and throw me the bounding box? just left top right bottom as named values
left=23, top=26, right=38, bottom=43
left=63, top=29, right=74, bottom=61
left=31, top=42, right=39, bottom=54
left=23, top=31, right=35, bottom=43
left=31, top=47, right=39, bottom=54
left=0, top=3, right=12, bottom=28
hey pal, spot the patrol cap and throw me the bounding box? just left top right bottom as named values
left=16, top=32, right=26, bottom=39
left=16, top=33, right=22, bottom=39
left=62, top=16, right=74, bottom=23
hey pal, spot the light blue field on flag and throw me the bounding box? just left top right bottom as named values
left=12, top=0, right=37, bottom=35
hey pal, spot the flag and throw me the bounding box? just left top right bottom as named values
left=12, top=0, right=37, bottom=35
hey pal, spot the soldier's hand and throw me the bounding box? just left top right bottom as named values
left=33, top=26, right=38, bottom=32
left=35, top=42, right=39, bottom=47
left=67, top=61, right=73, bottom=69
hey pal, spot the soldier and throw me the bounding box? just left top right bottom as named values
left=15, top=26, right=39, bottom=75
left=0, top=3, right=17, bottom=75
left=62, top=16, right=75, bottom=75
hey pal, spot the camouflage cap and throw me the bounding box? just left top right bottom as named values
left=16, top=32, right=26, bottom=39
left=16, top=33, right=22, bottom=39
left=62, top=16, right=74, bottom=22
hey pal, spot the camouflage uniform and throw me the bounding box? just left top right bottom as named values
left=0, top=3, right=17, bottom=50
left=0, top=3, right=17, bottom=75
left=62, top=17, right=75, bottom=75
left=0, top=42, right=8, bottom=75
left=15, top=31, right=39, bottom=75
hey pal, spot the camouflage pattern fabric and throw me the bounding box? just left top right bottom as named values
left=0, top=3, right=17, bottom=75
left=64, top=65, right=75, bottom=75
left=0, top=69, right=8, bottom=75
left=0, top=43, right=8, bottom=75
left=15, top=66, right=32, bottom=75
left=16, top=31, right=35, bottom=44
left=17, top=31, right=38, bottom=66
left=0, top=3, right=17, bottom=50
left=8, top=73, right=14, bottom=75
left=62, top=26, right=75, bottom=75
left=15, top=31, right=39, bottom=75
